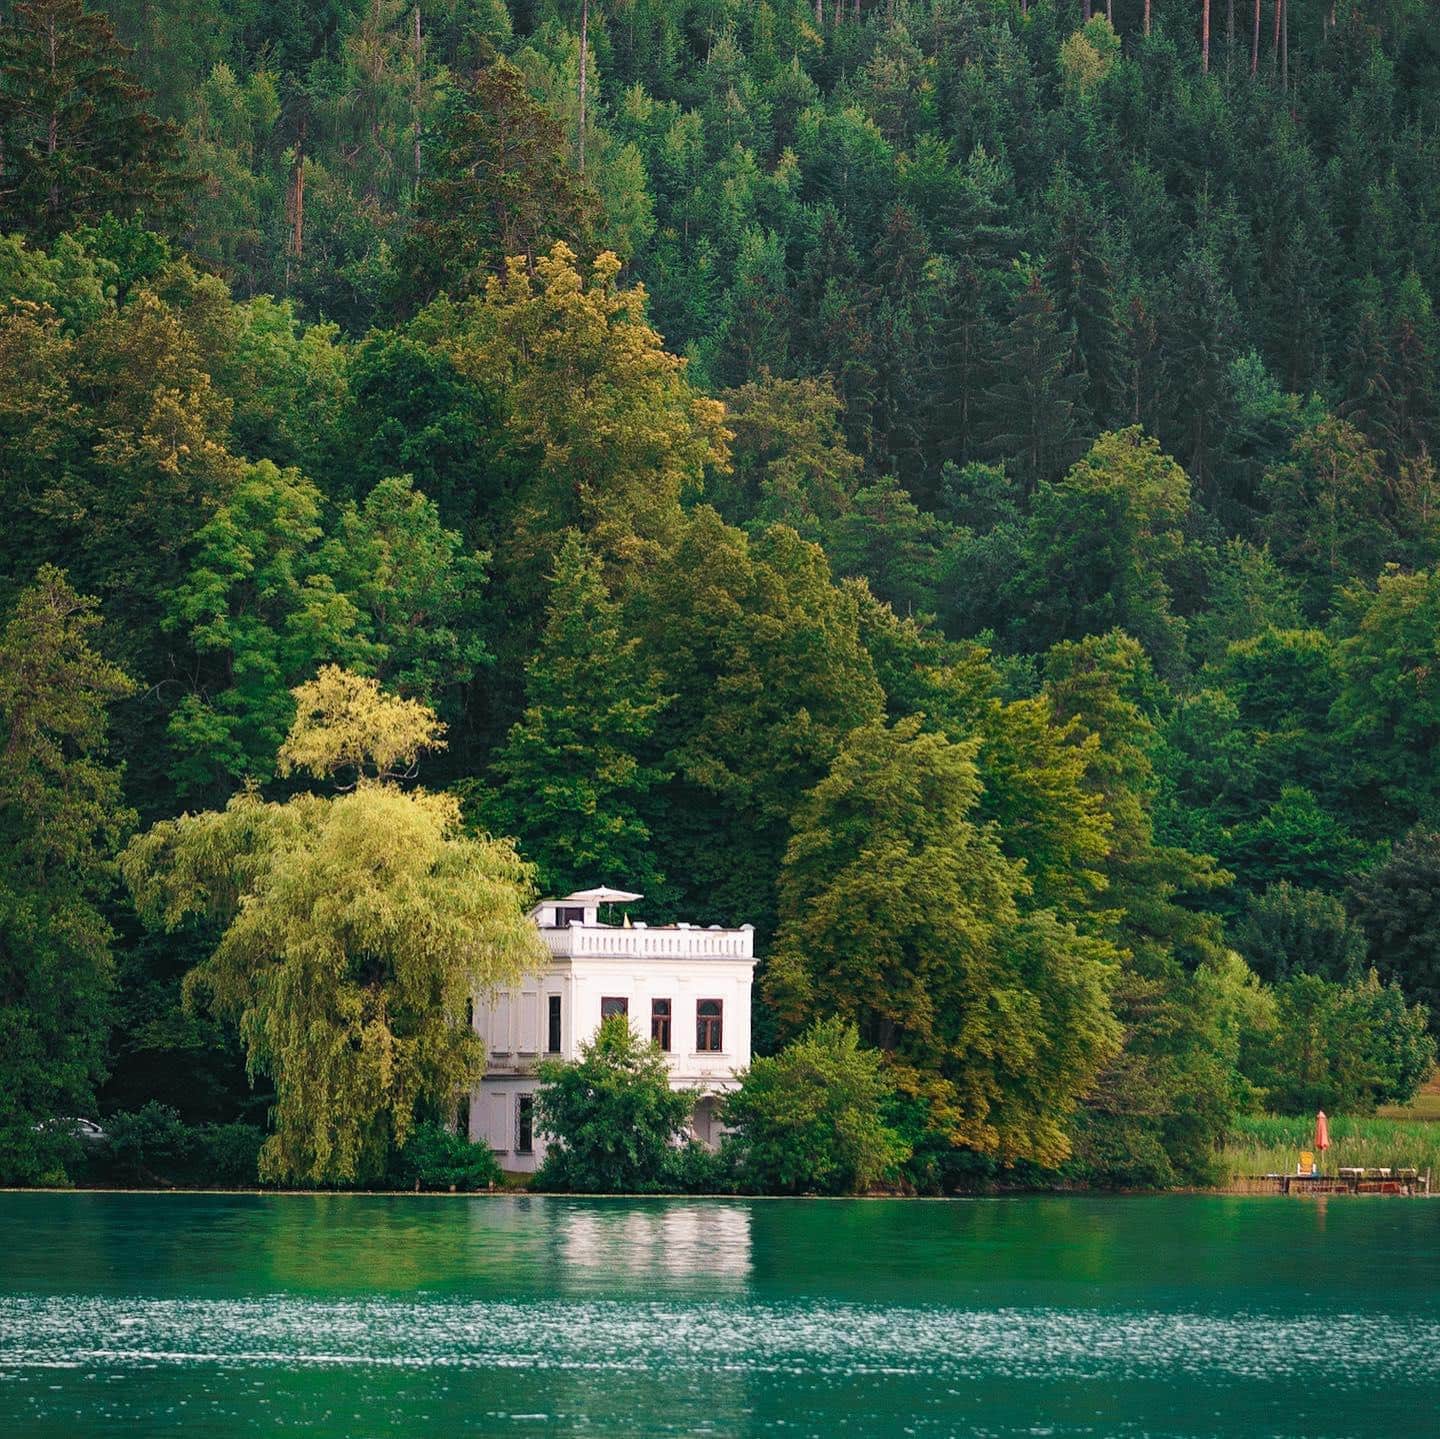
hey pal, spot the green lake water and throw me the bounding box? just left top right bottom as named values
left=1, top=1192, right=1437, bottom=1436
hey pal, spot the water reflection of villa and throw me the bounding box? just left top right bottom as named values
left=467, top=887, right=757, bottom=1172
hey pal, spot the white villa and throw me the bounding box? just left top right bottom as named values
left=467, top=886, right=757, bottom=1172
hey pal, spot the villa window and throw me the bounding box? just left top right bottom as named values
left=651, top=998, right=672, bottom=1051
left=600, top=996, right=629, bottom=1021
left=547, top=994, right=562, bottom=1053
left=697, top=999, right=723, bottom=1052
left=554, top=905, right=585, bottom=927
left=516, top=1094, right=534, bottom=1154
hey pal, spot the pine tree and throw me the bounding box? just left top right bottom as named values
left=1044, top=172, right=1124, bottom=430
left=484, top=532, right=670, bottom=901
left=1339, top=292, right=1399, bottom=461
left=0, top=0, right=190, bottom=240
left=396, top=58, right=596, bottom=304
left=1387, top=273, right=1439, bottom=467
left=1162, top=246, right=1240, bottom=497
left=930, top=257, right=992, bottom=469
left=981, top=266, right=1087, bottom=492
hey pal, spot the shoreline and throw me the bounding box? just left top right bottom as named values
left=6, top=1184, right=1431, bottom=1200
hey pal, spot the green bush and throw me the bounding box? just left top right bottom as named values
left=99, top=1105, right=265, bottom=1186
left=659, top=1140, right=731, bottom=1194
left=194, top=1121, right=264, bottom=1186
left=105, top=1103, right=194, bottom=1183
left=721, top=1019, right=910, bottom=1195
left=0, top=1121, right=83, bottom=1188
left=389, top=1122, right=502, bottom=1191
left=534, top=1015, right=696, bottom=1193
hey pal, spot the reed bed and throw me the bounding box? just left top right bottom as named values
left=1219, top=1114, right=1440, bottom=1186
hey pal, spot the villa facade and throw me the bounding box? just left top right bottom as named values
left=467, top=887, right=757, bottom=1172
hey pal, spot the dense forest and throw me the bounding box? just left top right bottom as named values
left=3, top=0, right=1439, bottom=1191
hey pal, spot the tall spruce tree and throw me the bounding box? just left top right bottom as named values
left=0, top=0, right=190, bottom=240
left=1044, top=172, right=1123, bottom=429
left=981, top=266, right=1087, bottom=492
left=484, top=532, right=670, bottom=901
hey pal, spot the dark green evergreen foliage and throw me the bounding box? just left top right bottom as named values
left=0, top=0, right=191, bottom=240
left=1233, top=883, right=1368, bottom=983
left=396, top=57, right=596, bottom=305
left=1350, top=829, right=1440, bottom=1037
left=1043, top=168, right=1123, bottom=429
left=534, top=1014, right=697, bottom=1193
left=483, top=531, right=670, bottom=901
left=981, top=265, right=1087, bottom=492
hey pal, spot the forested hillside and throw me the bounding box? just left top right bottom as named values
left=3, top=0, right=1439, bottom=1190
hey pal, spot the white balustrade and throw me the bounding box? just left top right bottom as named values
left=539, top=924, right=754, bottom=960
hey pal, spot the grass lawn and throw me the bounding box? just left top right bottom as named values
left=1377, top=1069, right=1440, bottom=1122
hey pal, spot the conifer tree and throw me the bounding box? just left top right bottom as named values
left=981, top=266, right=1087, bottom=492
left=397, top=58, right=596, bottom=304
left=1162, top=246, right=1240, bottom=496
left=0, top=0, right=190, bottom=240
left=1339, top=293, right=1399, bottom=460
left=1044, top=173, right=1124, bottom=430
left=1387, top=273, right=1438, bottom=467
left=485, top=532, right=670, bottom=901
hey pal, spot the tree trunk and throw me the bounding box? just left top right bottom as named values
left=412, top=6, right=422, bottom=186
left=45, top=14, right=60, bottom=222
left=577, top=0, right=588, bottom=174
left=1251, top=0, right=1261, bottom=72
left=1202, top=0, right=1211, bottom=73
left=1281, top=0, right=1288, bottom=90
left=1145, top=0, right=1152, bottom=37
left=1272, top=0, right=1282, bottom=78
left=288, top=116, right=306, bottom=292
left=1083, top=0, right=1092, bottom=20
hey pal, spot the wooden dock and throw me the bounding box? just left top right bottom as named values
left=1244, top=1167, right=1433, bottom=1196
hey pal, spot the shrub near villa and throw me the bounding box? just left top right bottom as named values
left=533, top=1015, right=708, bottom=1194
left=722, top=1019, right=910, bottom=1196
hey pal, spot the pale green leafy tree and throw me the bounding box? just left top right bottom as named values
left=123, top=667, right=545, bottom=1184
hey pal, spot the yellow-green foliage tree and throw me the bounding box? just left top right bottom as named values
left=436, top=242, right=730, bottom=584
left=122, top=667, right=546, bottom=1184
left=764, top=715, right=1121, bottom=1169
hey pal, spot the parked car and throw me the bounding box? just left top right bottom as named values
left=33, top=1117, right=109, bottom=1145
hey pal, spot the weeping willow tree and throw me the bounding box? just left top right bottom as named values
left=122, top=666, right=545, bottom=1184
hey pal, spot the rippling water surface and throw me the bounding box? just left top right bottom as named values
left=1, top=1192, right=1436, bottom=1436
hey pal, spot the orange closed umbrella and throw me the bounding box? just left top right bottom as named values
left=1315, top=1110, right=1330, bottom=1156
